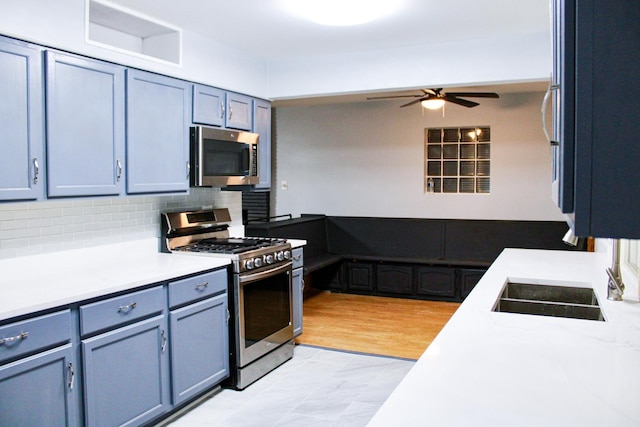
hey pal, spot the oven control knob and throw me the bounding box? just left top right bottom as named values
left=276, top=251, right=284, bottom=261
left=246, top=259, right=255, bottom=270
left=283, top=250, right=291, bottom=260
left=253, top=257, right=263, bottom=268
left=265, top=254, right=275, bottom=264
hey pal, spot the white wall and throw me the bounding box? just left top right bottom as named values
left=267, top=32, right=551, bottom=100
left=0, top=1, right=550, bottom=101
left=0, top=0, right=269, bottom=98
left=273, top=89, right=564, bottom=221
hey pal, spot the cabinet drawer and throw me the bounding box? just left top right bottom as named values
left=0, top=310, right=71, bottom=363
left=291, top=248, right=304, bottom=270
left=80, top=286, right=164, bottom=336
left=168, top=269, right=227, bottom=308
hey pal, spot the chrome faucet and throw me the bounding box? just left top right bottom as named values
left=606, top=239, right=625, bottom=301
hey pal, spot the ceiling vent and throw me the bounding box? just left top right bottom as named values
left=86, top=0, right=182, bottom=66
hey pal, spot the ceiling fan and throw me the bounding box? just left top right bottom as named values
left=367, top=88, right=500, bottom=109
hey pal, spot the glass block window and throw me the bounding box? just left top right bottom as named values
left=425, top=126, right=490, bottom=194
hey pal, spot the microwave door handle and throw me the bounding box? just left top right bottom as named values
left=243, top=146, right=251, bottom=173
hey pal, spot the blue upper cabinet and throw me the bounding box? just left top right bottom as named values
left=0, top=37, right=44, bottom=202
left=253, top=99, right=272, bottom=190
left=552, top=0, right=640, bottom=238
left=126, top=69, right=190, bottom=194
left=45, top=51, right=125, bottom=198
left=192, top=84, right=225, bottom=127
left=225, top=92, right=253, bottom=131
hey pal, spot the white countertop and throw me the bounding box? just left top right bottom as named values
left=369, top=249, right=640, bottom=427
left=0, top=239, right=230, bottom=322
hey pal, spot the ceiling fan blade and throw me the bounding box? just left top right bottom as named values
left=443, top=95, right=479, bottom=108
left=445, top=92, right=499, bottom=98
left=366, top=94, right=423, bottom=100
left=400, top=98, right=426, bottom=108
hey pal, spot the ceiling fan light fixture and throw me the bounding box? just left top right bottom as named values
left=421, top=99, right=445, bottom=110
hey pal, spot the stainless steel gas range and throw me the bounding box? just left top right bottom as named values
left=161, top=208, right=294, bottom=390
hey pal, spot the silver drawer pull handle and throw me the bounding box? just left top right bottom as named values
left=161, top=329, right=167, bottom=353
left=195, top=282, right=209, bottom=291
left=0, top=331, right=29, bottom=345
left=117, top=302, right=137, bottom=313
left=293, top=255, right=302, bottom=261
left=68, top=362, right=75, bottom=390
left=33, top=158, right=39, bottom=184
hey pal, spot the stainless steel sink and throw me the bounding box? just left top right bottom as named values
left=493, top=281, right=605, bottom=321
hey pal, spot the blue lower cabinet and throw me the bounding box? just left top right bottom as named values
left=0, top=344, right=79, bottom=426
left=169, top=294, right=229, bottom=405
left=292, top=267, right=303, bottom=337
left=82, top=315, right=170, bottom=427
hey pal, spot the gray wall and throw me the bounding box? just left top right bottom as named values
left=272, top=90, right=563, bottom=221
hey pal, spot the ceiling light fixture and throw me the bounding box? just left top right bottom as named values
left=421, top=99, right=445, bottom=110
left=281, top=0, right=403, bottom=26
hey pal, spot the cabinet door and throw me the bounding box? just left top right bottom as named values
left=292, top=267, right=303, bottom=337
left=253, top=99, right=272, bottom=190
left=346, top=262, right=374, bottom=292
left=0, top=344, right=79, bottom=427
left=0, top=37, right=44, bottom=202
left=45, top=51, right=125, bottom=197
left=573, top=2, right=640, bottom=238
left=225, top=92, right=252, bottom=131
left=416, top=266, right=456, bottom=298
left=376, top=264, right=413, bottom=295
left=192, top=84, right=225, bottom=127
left=82, top=316, right=170, bottom=427
left=458, top=268, right=486, bottom=300
left=550, top=0, right=575, bottom=214
left=169, top=294, right=229, bottom=405
left=126, top=69, right=190, bottom=194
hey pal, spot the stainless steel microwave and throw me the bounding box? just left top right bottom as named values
left=190, top=126, right=259, bottom=187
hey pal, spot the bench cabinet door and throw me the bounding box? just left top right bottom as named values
left=416, top=266, right=456, bottom=298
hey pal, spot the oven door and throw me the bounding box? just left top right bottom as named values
left=235, top=262, right=293, bottom=368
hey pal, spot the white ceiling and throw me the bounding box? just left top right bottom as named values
left=107, top=0, right=550, bottom=62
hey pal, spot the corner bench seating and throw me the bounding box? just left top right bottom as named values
left=245, top=215, right=583, bottom=301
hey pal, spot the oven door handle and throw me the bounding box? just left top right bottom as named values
left=238, top=262, right=292, bottom=285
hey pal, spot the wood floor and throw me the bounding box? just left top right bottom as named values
left=295, top=290, right=460, bottom=360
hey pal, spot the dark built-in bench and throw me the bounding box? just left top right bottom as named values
left=245, top=215, right=585, bottom=301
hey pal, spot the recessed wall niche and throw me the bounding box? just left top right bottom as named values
left=86, top=0, right=182, bottom=66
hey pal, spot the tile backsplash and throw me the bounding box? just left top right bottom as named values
left=0, top=188, right=242, bottom=259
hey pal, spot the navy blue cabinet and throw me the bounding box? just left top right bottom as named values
left=126, top=69, right=190, bottom=194
left=45, top=51, right=125, bottom=198
left=0, top=37, right=44, bottom=202
left=551, top=0, right=640, bottom=238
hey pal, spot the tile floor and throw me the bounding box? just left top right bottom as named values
left=166, top=344, right=415, bottom=427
